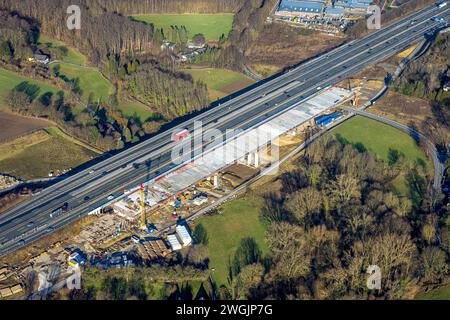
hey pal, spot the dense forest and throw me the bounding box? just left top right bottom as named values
left=124, top=62, right=209, bottom=120
left=0, top=11, right=36, bottom=62
left=218, top=136, right=447, bottom=299
left=0, top=0, right=247, bottom=66
left=215, top=0, right=279, bottom=69
left=0, top=0, right=160, bottom=66
left=244, top=136, right=447, bottom=299
left=394, top=34, right=449, bottom=104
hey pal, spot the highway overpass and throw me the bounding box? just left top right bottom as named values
left=0, top=3, right=449, bottom=256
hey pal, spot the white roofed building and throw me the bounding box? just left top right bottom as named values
left=176, top=225, right=192, bottom=246
left=167, top=234, right=182, bottom=251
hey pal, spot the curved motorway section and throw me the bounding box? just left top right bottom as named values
left=0, top=4, right=449, bottom=256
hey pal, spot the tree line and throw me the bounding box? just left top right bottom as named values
left=0, top=0, right=159, bottom=66
left=124, top=60, right=209, bottom=120
left=6, top=81, right=163, bottom=151
left=87, top=0, right=245, bottom=15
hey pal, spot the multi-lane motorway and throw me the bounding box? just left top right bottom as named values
left=0, top=3, right=448, bottom=256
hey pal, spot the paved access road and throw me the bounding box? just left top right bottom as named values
left=0, top=3, right=449, bottom=256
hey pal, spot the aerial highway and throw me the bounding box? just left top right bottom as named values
left=0, top=3, right=448, bottom=256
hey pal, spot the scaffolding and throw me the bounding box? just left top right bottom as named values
left=140, top=183, right=146, bottom=230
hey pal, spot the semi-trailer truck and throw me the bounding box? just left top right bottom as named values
left=50, top=202, right=68, bottom=218
left=171, top=128, right=190, bottom=141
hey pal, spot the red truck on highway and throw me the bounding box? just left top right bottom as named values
left=171, top=128, right=190, bottom=141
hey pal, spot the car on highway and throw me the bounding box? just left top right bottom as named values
left=46, top=226, right=55, bottom=233
left=107, top=194, right=115, bottom=201
left=26, top=221, right=34, bottom=228
left=131, top=235, right=140, bottom=243
left=17, top=239, right=25, bottom=246
left=437, top=1, right=447, bottom=8
left=432, top=17, right=445, bottom=22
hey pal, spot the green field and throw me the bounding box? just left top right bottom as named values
left=196, top=199, right=268, bottom=287
left=416, top=285, right=450, bottom=300
left=0, top=127, right=98, bottom=180
left=333, top=116, right=429, bottom=167
left=182, top=67, right=254, bottom=100
left=51, top=63, right=115, bottom=103
left=131, top=14, right=234, bottom=41
left=0, top=68, right=61, bottom=108
left=38, top=35, right=87, bottom=66
left=117, top=101, right=158, bottom=122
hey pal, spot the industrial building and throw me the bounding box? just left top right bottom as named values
left=324, top=7, right=345, bottom=17
left=276, top=0, right=325, bottom=17
left=334, top=0, right=373, bottom=13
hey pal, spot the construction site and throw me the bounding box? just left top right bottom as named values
left=0, top=82, right=372, bottom=299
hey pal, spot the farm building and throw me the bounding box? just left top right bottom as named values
left=31, top=50, right=50, bottom=64
left=276, top=0, right=325, bottom=17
